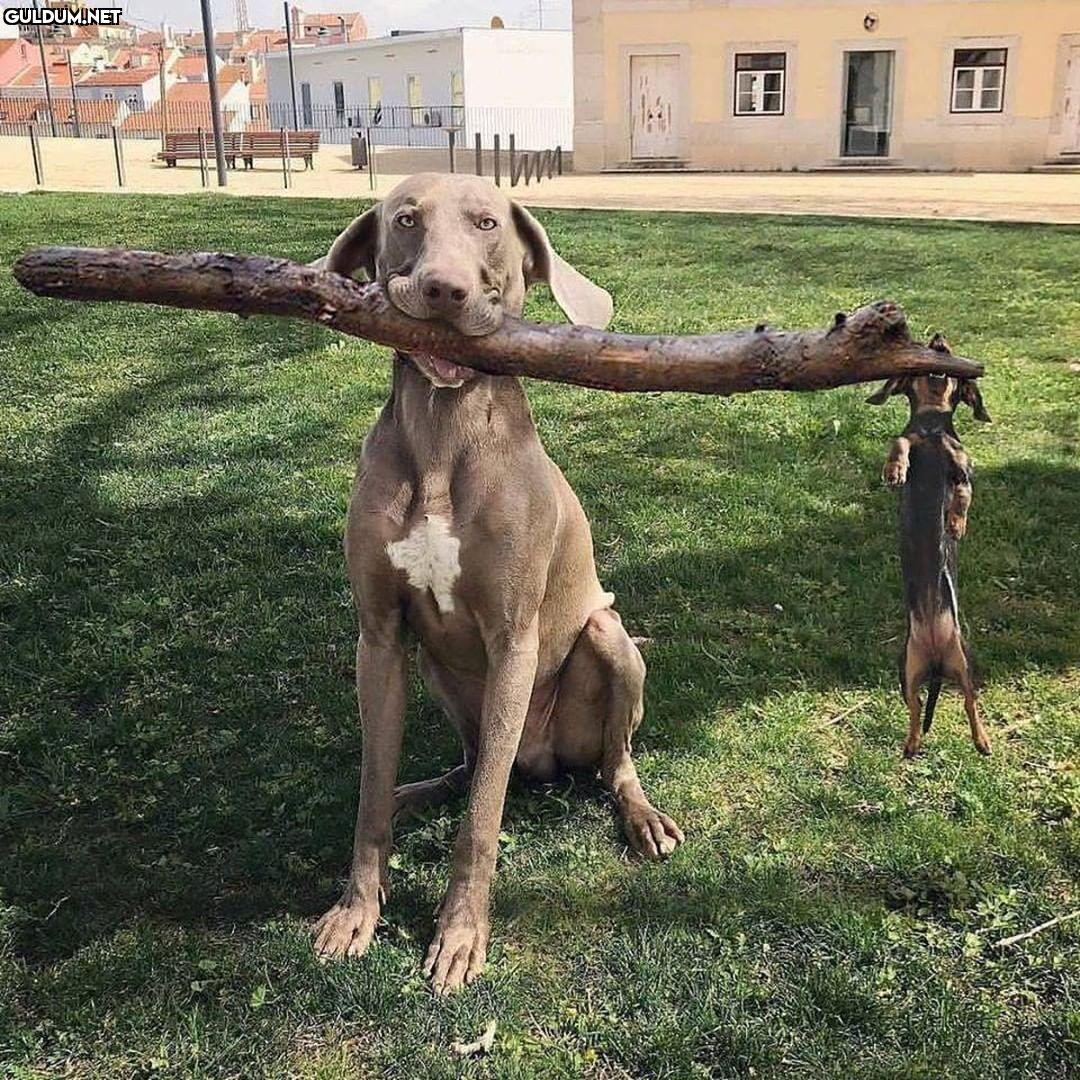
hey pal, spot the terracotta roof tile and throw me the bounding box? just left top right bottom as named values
left=81, top=67, right=158, bottom=87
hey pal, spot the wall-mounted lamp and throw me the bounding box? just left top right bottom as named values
left=864, top=12, right=879, bottom=31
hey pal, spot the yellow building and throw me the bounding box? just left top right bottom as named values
left=573, top=0, right=1080, bottom=171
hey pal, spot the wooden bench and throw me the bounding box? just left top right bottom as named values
left=240, top=130, right=320, bottom=170
left=157, top=131, right=241, bottom=168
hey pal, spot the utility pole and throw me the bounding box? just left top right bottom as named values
left=32, top=0, right=58, bottom=137
left=284, top=2, right=299, bottom=130
left=66, top=52, right=80, bottom=137
left=156, top=42, right=167, bottom=149
left=198, top=0, right=228, bottom=185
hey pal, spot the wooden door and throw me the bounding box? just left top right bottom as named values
left=1064, top=45, right=1080, bottom=152
left=630, top=55, right=680, bottom=159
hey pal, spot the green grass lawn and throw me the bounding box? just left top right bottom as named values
left=1, top=191, right=1078, bottom=1078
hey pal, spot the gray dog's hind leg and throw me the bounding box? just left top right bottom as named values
left=393, top=763, right=472, bottom=823
left=556, top=609, right=685, bottom=860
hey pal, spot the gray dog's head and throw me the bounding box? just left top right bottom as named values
left=314, top=173, right=613, bottom=387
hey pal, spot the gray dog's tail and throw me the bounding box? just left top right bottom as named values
left=923, top=675, right=943, bottom=733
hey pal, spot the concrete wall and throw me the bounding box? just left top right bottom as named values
left=574, top=0, right=1080, bottom=171
left=266, top=29, right=573, bottom=148
left=77, top=78, right=159, bottom=109
left=266, top=31, right=464, bottom=112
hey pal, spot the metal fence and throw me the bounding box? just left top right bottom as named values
left=0, top=95, right=573, bottom=151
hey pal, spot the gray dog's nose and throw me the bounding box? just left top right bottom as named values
left=420, top=271, right=469, bottom=309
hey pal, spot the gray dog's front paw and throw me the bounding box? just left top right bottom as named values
left=423, top=897, right=490, bottom=994
left=622, top=801, right=685, bottom=860
left=313, top=895, right=380, bottom=960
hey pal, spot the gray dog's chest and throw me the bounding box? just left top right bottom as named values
left=385, top=511, right=462, bottom=615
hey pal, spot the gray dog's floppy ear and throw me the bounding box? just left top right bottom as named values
left=866, top=376, right=910, bottom=405
left=309, top=205, right=380, bottom=280
left=511, top=203, right=613, bottom=329
left=959, top=379, right=991, bottom=422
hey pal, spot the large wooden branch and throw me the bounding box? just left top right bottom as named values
left=12, top=247, right=983, bottom=393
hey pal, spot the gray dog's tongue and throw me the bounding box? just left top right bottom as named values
left=416, top=352, right=475, bottom=382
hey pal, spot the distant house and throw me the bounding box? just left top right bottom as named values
left=289, top=8, right=367, bottom=45
left=0, top=36, right=34, bottom=87
left=574, top=0, right=1080, bottom=171
left=18, top=1, right=137, bottom=45
left=121, top=66, right=251, bottom=136
left=1, top=55, right=85, bottom=99
left=78, top=66, right=161, bottom=111
left=264, top=26, right=572, bottom=147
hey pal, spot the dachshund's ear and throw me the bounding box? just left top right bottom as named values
left=866, top=376, right=909, bottom=405
left=959, top=379, right=991, bottom=422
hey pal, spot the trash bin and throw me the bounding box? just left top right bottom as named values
left=351, top=132, right=368, bottom=170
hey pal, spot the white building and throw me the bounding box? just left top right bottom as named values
left=264, top=26, right=573, bottom=148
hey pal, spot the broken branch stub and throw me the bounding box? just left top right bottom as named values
left=12, top=246, right=984, bottom=394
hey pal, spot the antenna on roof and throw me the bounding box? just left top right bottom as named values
left=234, top=0, right=251, bottom=33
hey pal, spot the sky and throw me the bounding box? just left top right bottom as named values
left=115, top=0, right=572, bottom=37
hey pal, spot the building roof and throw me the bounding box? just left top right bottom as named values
left=7, top=61, right=77, bottom=88
left=185, top=31, right=238, bottom=48
left=59, top=97, right=122, bottom=124
left=81, top=67, right=158, bottom=87
left=173, top=56, right=207, bottom=79
left=121, top=97, right=235, bottom=133
left=166, top=81, right=215, bottom=102
left=0, top=97, right=47, bottom=123
left=303, top=12, right=361, bottom=29
left=216, top=64, right=247, bottom=89
left=244, top=30, right=287, bottom=53
left=0, top=38, right=28, bottom=62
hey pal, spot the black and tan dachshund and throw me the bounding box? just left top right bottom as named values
left=868, top=339, right=992, bottom=757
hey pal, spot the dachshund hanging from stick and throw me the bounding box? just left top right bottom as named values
left=868, top=335, right=992, bottom=758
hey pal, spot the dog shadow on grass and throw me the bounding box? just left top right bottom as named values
left=2, top=345, right=1078, bottom=966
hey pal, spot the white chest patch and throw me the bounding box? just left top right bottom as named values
left=386, top=514, right=461, bottom=614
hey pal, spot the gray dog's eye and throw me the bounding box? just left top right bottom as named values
left=395, top=212, right=416, bottom=228
left=477, top=217, right=498, bottom=231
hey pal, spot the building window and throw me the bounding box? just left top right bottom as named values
left=407, top=73, right=423, bottom=124
left=332, top=80, right=345, bottom=122
left=951, top=49, right=1006, bottom=113
left=300, top=81, right=312, bottom=126
left=449, top=70, right=464, bottom=107
left=734, top=52, right=786, bottom=115
left=367, top=76, right=382, bottom=124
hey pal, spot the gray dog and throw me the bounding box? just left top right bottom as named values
left=310, top=174, right=683, bottom=993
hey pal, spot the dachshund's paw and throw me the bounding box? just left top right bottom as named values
left=946, top=512, right=968, bottom=540
left=424, top=894, right=489, bottom=994
left=902, top=737, right=922, bottom=759
left=313, top=894, right=381, bottom=960
left=883, top=461, right=908, bottom=487
left=622, top=801, right=685, bottom=860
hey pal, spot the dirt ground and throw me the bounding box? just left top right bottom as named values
left=2, top=135, right=1078, bottom=223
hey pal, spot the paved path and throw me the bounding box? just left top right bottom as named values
left=2, top=136, right=1077, bottom=224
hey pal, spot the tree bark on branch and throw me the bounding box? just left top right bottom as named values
left=13, top=247, right=984, bottom=394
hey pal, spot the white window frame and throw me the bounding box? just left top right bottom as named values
left=951, top=50, right=1006, bottom=113
left=734, top=53, right=786, bottom=116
